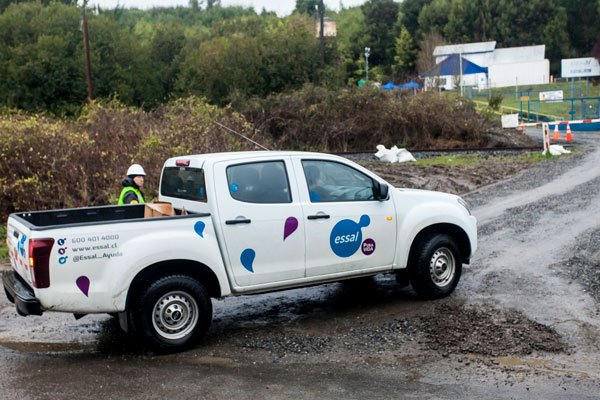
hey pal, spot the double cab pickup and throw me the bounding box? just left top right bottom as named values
left=4, top=151, right=477, bottom=352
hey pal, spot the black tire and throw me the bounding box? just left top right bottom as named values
left=130, top=275, right=212, bottom=352
left=409, top=234, right=462, bottom=299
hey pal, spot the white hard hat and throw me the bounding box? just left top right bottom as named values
left=127, top=164, right=146, bottom=176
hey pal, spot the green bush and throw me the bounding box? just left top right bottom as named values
left=488, top=94, right=504, bottom=111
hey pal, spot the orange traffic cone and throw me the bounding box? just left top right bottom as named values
left=565, top=122, right=573, bottom=141
left=551, top=124, right=560, bottom=140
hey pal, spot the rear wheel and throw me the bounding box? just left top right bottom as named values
left=130, top=275, right=212, bottom=352
left=409, top=234, right=462, bottom=299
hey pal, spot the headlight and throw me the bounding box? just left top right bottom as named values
left=457, top=197, right=471, bottom=215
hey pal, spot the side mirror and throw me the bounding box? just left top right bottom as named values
left=374, top=182, right=389, bottom=201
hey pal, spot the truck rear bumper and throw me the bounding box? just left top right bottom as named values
left=3, top=270, right=43, bottom=316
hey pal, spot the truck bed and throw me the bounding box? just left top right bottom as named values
left=12, top=204, right=196, bottom=230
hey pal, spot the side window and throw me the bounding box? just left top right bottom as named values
left=302, top=160, right=375, bottom=202
left=227, top=161, right=291, bottom=204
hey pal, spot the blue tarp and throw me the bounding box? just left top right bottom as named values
left=439, top=54, right=488, bottom=75
left=382, top=82, right=398, bottom=90
left=422, top=54, right=488, bottom=77
left=399, top=80, right=422, bottom=89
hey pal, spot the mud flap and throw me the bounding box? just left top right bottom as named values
left=119, top=312, right=129, bottom=333
left=395, top=269, right=410, bottom=288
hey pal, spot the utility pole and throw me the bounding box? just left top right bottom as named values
left=82, top=0, right=94, bottom=100
left=318, top=0, right=325, bottom=65
left=364, top=47, right=370, bottom=82
left=459, top=52, right=463, bottom=97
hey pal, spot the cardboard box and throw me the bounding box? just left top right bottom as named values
left=144, top=202, right=175, bottom=218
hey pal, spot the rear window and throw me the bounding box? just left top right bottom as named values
left=161, top=167, right=207, bottom=202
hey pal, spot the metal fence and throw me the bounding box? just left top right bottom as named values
left=518, top=97, right=600, bottom=122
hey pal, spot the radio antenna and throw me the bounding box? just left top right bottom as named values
left=213, top=121, right=270, bottom=151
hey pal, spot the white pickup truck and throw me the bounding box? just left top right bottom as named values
left=4, top=151, right=476, bottom=352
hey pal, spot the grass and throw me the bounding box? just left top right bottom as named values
left=473, top=80, right=600, bottom=121
left=414, top=151, right=562, bottom=167
left=415, top=154, right=483, bottom=166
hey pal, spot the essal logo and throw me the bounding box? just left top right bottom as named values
left=329, top=215, right=370, bottom=258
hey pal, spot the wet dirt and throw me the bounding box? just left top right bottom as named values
left=363, top=158, right=530, bottom=196
left=1, top=130, right=600, bottom=399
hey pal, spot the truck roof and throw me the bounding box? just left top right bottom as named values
left=164, top=151, right=346, bottom=168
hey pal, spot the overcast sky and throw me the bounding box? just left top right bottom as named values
left=88, top=0, right=368, bottom=16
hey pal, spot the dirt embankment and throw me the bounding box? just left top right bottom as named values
left=356, top=127, right=538, bottom=195
left=362, top=157, right=530, bottom=195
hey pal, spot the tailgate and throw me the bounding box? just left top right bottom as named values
left=6, top=218, right=34, bottom=287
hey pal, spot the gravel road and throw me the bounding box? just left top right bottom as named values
left=1, top=130, right=599, bottom=399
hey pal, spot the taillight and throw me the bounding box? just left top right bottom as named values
left=29, top=238, right=54, bottom=288
left=176, top=159, right=190, bottom=167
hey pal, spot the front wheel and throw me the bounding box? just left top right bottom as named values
left=409, top=234, right=462, bottom=299
left=130, top=275, right=212, bottom=352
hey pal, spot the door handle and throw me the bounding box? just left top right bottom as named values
left=225, top=219, right=251, bottom=225
left=307, top=214, right=330, bottom=220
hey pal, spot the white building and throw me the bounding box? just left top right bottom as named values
left=315, top=17, right=336, bottom=37
left=425, top=41, right=550, bottom=90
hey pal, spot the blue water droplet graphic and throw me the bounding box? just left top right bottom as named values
left=240, top=248, right=256, bottom=273
left=194, top=221, right=206, bottom=238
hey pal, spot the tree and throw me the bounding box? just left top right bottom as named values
left=333, top=6, right=368, bottom=82
left=361, top=0, right=400, bottom=69
left=560, top=0, right=600, bottom=56
left=258, top=15, right=320, bottom=93
left=0, top=2, right=85, bottom=111
left=443, top=0, right=479, bottom=43
left=417, top=0, right=450, bottom=39
left=177, top=35, right=263, bottom=104
left=206, top=0, right=220, bottom=9
left=150, top=23, right=186, bottom=100
left=393, top=26, right=417, bottom=76
left=189, top=0, right=201, bottom=11
left=87, top=14, right=160, bottom=107
left=541, top=6, right=571, bottom=74
left=0, top=0, right=76, bottom=13
left=416, top=31, right=445, bottom=75
left=294, top=0, right=319, bottom=17
left=493, top=0, right=556, bottom=47
left=399, top=0, right=433, bottom=39
left=473, top=0, right=493, bottom=41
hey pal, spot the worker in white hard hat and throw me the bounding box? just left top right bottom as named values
left=118, top=164, right=146, bottom=205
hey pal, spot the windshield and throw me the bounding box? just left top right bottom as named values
left=160, top=166, right=207, bottom=202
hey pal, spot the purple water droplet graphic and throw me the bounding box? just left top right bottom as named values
left=76, top=276, right=90, bottom=297
left=283, top=217, right=299, bottom=241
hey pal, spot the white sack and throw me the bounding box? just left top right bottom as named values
left=374, top=144, right=416, bottom=163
